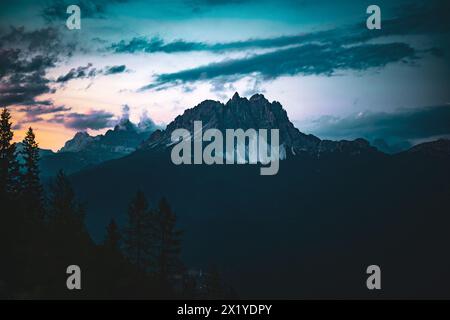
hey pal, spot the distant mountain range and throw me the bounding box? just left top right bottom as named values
left=15, top=142, right=55, bottom=161
left=38, top=118, right=161, bottom=177
left=62, top=93, right=450, bottom=298
left=36, top=93, right=450, bottom=178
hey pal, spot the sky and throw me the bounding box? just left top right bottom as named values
left=0, top=0, right=449, bottom=150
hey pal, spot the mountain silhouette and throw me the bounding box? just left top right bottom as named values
left=65, top=94, right=450, bottom=298
left=142, top=93, right=378, bottom=157
left=39, top=118, right=159, bottom=178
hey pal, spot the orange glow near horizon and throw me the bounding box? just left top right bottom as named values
left=9, top=109, right=108, bottom=152
left=10, top=113, right=74, bottom=151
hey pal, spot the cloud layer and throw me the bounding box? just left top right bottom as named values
left=134, top=0, right=448, bottom=90
left=55, top=63, right=128, bottom=83
left=0, top=26, right=75, bottom=108
left=300, top=105, right=450, bottom=152
left=50, top=110, right=116, bottom=130
left=142, top=42, right=416, bottom=90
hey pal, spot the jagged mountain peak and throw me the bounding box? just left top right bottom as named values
left=249, top=93, right=267, bottom=102
left=60, top=131, right=97, bottom=153
left=139, top=93, right=376, bottom=157
left=58, top=117, right=158, bottom=155
left=74, top=131, right=91, bottom=138
left=42, top=117, right=160, bottom=177
left=226, top=92, right=270, bottom=107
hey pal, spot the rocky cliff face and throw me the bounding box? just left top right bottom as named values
left=40, top=119, right=159, bottom=177
left=60, top=132, right=99, bottom=153
left=61, top=119, right=157, bottom=155
left=141, top=92, right=377, bottom=157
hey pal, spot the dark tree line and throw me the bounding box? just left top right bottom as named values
left=0, top=108, right=230, bottom=299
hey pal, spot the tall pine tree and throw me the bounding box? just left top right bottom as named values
left=46, top=170, right=91, bottom=298
left=13, top=128, right=46, bottom=297
left=20, top=127, right=44, bottom=221
left=47, top=170, right=87, bottom=242
left=97, top=218, right=128, bottom=298
left=155, top=197, right=182, bottom=287
left=104, top=218, right=121, bottom=253
left=0, top=108, right=21, bottom=298
left=0, top=108, right=20, bottom=200
left=124, top=191, right=155, bottom=272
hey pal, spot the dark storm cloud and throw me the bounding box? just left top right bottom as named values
left=0, top=26, right=61, bottom=52
left=50, top=110, right=116, bottom=130
left=103, top=64, right=127, bottom=75
left=110, top=37, right=206, bottom=54
left=56, top=63, right=95, bottom=83
left=42, top=0, right=130, bottom=21
left=0, top=26, right=77, bottom=108
left=304, top=105, right=450, bottom=142
left=0, top=49, right=26, bottom=78
left=110, top=35, right=314, bottom=54
left=0, top=71, right=55, bottom=106
left=0, top=25, right=78, bottom=129
left=55, top=64, right=128, bottom=83
left=142, top=42, right=416, bottom=90
left=0, top=49, right=56, bottom=78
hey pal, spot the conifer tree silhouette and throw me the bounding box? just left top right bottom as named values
left=97, top=218, right=134, bottom=299
left=48, top=170, right=88, bottom=246
left=0, top=108, right=20, bottom=200
left=124, top=191, right=154, bottom=273
left=104, top=218, right=121, bottom=253
left=0, top=116, right=192, bottom=299
left=20, top=127, right=44, bottom=221
left=46, top=170, right=92, bottom=298
left=0, top=108, right=21, bottom=298
left=155, top=197, right=182, bottom=290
